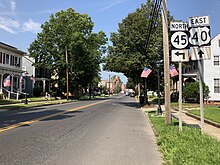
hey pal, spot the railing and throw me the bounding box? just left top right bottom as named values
left=2, top=87, right=20, bottom=100
left=45, top=92, right=51, bottom=100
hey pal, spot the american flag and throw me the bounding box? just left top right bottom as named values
left=30, top=76, right=35, bottom=83
left=170, top=65, right=178, bottom=77
left=19, top=76, right=23, bottom=83
left=141, top=67, right=152, bottom=78
left=3, top=75, right=11, bottom=87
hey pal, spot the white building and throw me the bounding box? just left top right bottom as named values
left=0, top=42, right=25, bottom=99
left=204, top=34, right=220, bottom=101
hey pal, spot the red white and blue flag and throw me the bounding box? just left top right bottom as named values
left=141, top=67, right=152, bottom=78
left=19, top=76, right=23, bottom=83
left=30, top=76, right=35, bottom=83
left=3, top=75, right=11, bottom=87
left=170, top=65, right=178, bottom=77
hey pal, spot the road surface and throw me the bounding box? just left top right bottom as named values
left=0, top=95, right=162, bottom=165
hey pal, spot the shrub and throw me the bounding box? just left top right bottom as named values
left=183, top=82, right=209, bottom=103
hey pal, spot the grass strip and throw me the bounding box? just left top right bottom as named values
left=148, top=111, right=220, bottom=165
left=189, top=106, right=220, bottom=124
left=0, top=100, right=71, bottom=110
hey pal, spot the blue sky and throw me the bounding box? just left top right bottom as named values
left=0, top=0, right=219, bottom=83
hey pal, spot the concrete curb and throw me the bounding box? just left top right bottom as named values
left=185, top=112, right=220, bottom=128
left=141, top=107, right=165, bottom=164
left=172, top=108, right=220, bottom=129
left=0, top=100, right=76, bottom=111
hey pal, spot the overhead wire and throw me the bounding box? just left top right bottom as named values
left=145, top=0, right=162, bottom=52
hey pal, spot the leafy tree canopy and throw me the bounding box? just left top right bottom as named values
left=102, top=1, right=163, bottom=85
left=29, top=8, right=107, bottom=93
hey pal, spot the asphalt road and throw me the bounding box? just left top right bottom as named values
left=0, top=95, right=162, bottom=165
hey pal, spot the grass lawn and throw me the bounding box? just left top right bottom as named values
left=171, top=102, right=200, bottom=110
left=148, top=111, right=220, bottom=165
left=0, top=98, right=71, bottom=110
left=189, top=106, right=220, bottom=124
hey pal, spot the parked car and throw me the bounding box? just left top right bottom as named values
left=130, top=92, right=135, bottom=97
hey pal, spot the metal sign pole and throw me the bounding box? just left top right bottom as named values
left=179, top=61, right=182, bottom=132
left=198, top=58, right=204, bottom=133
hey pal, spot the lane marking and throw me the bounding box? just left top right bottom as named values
left=0, top=99, right=109, bottom=133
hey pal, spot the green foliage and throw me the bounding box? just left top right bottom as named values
left=148, top=112, right=220, bottom=165
left=183, top=82, right=210, bottom=103
left=102, top=1, right=174, bottom=87
left=33, top=86, right=42, bottom=97
left=29, top=8, right=107, bottom=96
left=190, top=106, right=220, bottom=124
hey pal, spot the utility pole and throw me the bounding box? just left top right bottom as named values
left=109, top=75, right=111, bottom=96
left=66, top=45, right=69, bottom=100
left=162, top=0, right=171, bottom=124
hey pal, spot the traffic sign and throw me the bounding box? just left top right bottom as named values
left=189, top=16, right=210, bottom=27
left=170, top=22, right=188, bottom=31
left=188, top=16, right=211, bottom=47
left=189, top=26, right=211, bottom=46
left=171, top=31, right=189, bottom=49
left=171, top=49, right=189, bottom=62
left=170, top=22, right=189, bottom=50
left=191, top=46, right=211, bottom=60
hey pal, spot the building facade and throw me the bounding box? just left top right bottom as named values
left=181, top=34, right=220, bottom=102
left=22, top=55, right=51, bottom=96
left=0, top=42, right=25, bottom=99
left=203, top=34, right=220, bottom=101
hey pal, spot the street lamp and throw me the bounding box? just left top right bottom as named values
left=24, top=71, right=29, bottom=104
left=156, top=60, right=163, bottom=115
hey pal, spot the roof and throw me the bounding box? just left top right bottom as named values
left=0, top=42, right=26, bottom=55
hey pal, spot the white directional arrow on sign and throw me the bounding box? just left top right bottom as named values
left=171, top=49, right=189, bottom=62
left=189, top=26, right=211, bottom=46
left=191, top=46, right=211, bottom=60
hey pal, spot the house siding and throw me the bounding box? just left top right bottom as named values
left=204, top=34, right=220, bottom=101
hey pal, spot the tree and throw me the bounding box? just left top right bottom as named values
left=102, top=1, right=164, bottom=86
left=29, top=8, right=107, bottom=98
left=183, top=82, right=210, bottom=103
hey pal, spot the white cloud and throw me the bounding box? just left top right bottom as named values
left=22, top=19, right=41, bottom=34
left=99, top=0, right=130, bottom=12
left=10, top=0, right=16, bottom=14
left=0, top=1, right=42, bottom=34
left=0, top=16, right=20, bottom=34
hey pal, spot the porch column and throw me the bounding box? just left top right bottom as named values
left=43, top=80, right=46, bottom=93
left=11, top=75, right=14, bottom=93
left=19, top=75, right=22, bottom=93
left=0, top=74, right=2, bottom=93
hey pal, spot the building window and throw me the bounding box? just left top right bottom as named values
left=6, top=54, right=10, bottom=64
left=36, top=68, right=39, bottom=76
left=15, top=56, right=18, bottom=66
left=0, top=52, right=2, bottom=63
left=214, top=78, right=220, bottom=93
left=219, top=39, right=220, bottom=47
left=214, top=56, right=220, bottom=66
left=42, top=69, right=45, bottom=76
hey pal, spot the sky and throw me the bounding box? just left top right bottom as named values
left=0, top=0, right=219, bottom=84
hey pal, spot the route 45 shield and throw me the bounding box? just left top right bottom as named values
left=171, top=31, right=189, bottom=49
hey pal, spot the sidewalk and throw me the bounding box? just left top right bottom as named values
left=171, top=109, right=220, bottom=141
left=165, top=105, right=220, bottom=141
left=142, top=104, right=220, bottom=141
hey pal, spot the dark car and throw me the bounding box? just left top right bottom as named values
left=130, top=92, right=135, bottom=97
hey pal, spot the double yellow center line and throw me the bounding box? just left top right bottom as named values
left=0, top=99, right=109, bottom=133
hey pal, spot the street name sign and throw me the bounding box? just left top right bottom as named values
left=188, top=16, right=211, bottom=47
